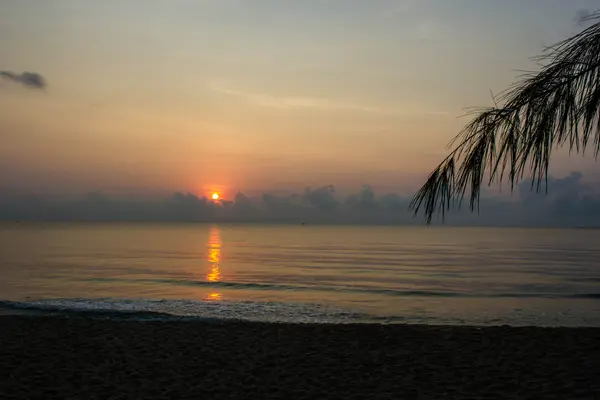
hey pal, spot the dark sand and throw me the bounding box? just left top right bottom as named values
left=1, top=316, right=599, bottom=399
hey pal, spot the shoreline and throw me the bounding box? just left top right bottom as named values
left=2, top=315, right=599, bottom=399
left=2, top=305, right=598, bottom=328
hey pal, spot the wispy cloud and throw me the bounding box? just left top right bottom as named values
left=382, top=0, right=420, bottom=18
left=210, top=81, right=381, bottom=112
left=0, top=71, right=47, bottom=89
left=379, top=0, right=439, bottom=39
left=209, top=81, right=450, bottom=116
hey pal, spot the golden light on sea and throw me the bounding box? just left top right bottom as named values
left=207, top=293, right=222, bottom=301
left=206, top=226, right=222, bottom=301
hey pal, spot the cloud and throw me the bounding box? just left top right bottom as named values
left=209, top=81, right=450, bottom=116
left=2, top=171, right=599, bottom=226
left=519, top=171, right=600, bottom=220
left=210, top=81, right=381, bottom=112
left=0, top=71, right=47, bottom=89
left=303, top=185, right=338, bottom=211
left=345, top=185, right=377, bottom=211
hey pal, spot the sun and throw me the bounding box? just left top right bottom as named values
left=211, top=192, right=220, bottom=200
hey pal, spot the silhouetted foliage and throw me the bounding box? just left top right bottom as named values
left=410, top=11, right=600, bottom=223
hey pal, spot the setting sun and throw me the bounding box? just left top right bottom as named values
left=211, top=193, right=219, bottom=200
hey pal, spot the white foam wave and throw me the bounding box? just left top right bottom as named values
left=2, top=298, right=367, bottom=324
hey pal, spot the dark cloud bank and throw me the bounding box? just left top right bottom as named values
left=0, top=71, right=46, bottom=89
left=1, top=171, right=599, bottom=227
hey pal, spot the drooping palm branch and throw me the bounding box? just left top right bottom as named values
left=410, top=11, right=600, bottom=224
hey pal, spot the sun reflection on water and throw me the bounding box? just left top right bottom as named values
left=206, top=226, right=222, bottom=301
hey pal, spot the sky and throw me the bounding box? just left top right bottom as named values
left=1, top=0, right=600, bottom=205
left=3, top=172, right=600, bottom=227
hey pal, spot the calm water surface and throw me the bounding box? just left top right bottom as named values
left=1, top=223, right=599, bottom=326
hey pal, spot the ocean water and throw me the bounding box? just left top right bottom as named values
left=1, top=222, right=599, bottom=326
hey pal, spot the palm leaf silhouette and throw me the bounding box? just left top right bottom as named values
left=410, top=11, right=600, bottom=224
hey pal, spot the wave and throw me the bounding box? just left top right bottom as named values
left=0, top=298, right=368, bottom=324
left=82, top=277, right=600, bottom=300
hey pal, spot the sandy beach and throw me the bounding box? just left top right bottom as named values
left=1, top=315, right=599, bottom=399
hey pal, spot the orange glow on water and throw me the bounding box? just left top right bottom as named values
left=206, top=226, right=222, bottom=300
left=207, top=293, right=222, bottom=301
left=207, top=249, right=221, bottom=282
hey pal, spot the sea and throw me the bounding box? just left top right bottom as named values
left=1, top=222, right=599, bottom=326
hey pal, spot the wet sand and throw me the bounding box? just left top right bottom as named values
left=1, top=315, right=599, bottom=399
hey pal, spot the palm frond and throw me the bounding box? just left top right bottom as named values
left=579, top=9, right=600, bottom=24
left=410, top=14, right=600, bottom=223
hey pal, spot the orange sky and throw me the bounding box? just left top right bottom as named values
left=1, top=1, right=598, bottom=199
